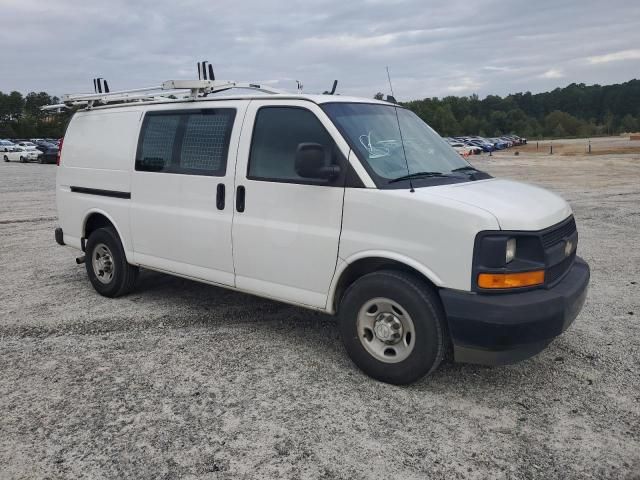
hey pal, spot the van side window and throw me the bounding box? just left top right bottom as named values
left=136, top=109, right=236, bottom=176
left=248, top=107, right=335, bottom=183
left=137, top=114, right=181, bottom=172
left=180, top=111, right=233, bottom=174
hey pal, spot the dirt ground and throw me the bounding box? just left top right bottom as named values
left=0, top=137, right=639, bottom=479
left=518, top=135, right=640, bottom=156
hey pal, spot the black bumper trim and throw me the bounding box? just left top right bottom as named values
left=440, top=256, right=590, bottom=365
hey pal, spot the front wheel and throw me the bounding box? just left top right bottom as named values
left=3, top=155, right=8, bottom=162
left=339, top=270, right=447, bottom=384
left=85, top=227, right=139, bottom=297
left=20, top=156, right=25, bottom=163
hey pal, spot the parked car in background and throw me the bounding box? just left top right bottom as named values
left=464, top=143, right=483, bottom=155
left=36, top=143, right=59, bottom=164
left=446, top=138, right=482, bottom=155
left=35, top=140, right=57, bottom=152
left=448, top=142, right=475, bottom=156
left=16, top=141, right=40, bottom=151
left=498, top=137, right=514, bottom=147
left=466, top=139, right=495, bottom=152
left=0, top=139, right=16, bottom=151
left=488, top=138, right=508, bottom=149
left=3, top=146, right=39, bottom=163
left=504, top=135, right=521, bottom=146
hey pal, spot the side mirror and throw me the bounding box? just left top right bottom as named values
left=294, top=143, right=340, bottom=181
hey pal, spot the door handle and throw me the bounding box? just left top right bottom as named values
left=216, top=183, right=225, bottom=210
left=236, top=185, right=245, bottom=212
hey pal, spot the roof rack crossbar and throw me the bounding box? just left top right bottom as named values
left=51, top=79, right=286, bottom=110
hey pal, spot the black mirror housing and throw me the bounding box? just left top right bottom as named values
left=294, top=143, right=340, bottom=181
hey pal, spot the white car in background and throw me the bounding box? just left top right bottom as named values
left=448, top=142, right=477, bottom=156
left=3, top=146, right=39, bottom=163
left=17, top=141, right=40, bottom=151
left=0, top=139, right=16, bottom=151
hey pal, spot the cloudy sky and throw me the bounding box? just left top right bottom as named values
left=1, top=0, right=639, bottom=100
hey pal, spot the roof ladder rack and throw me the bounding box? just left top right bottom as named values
left=43, top=77, right=286, bottom=111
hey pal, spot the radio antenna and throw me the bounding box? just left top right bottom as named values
left=386, top=67, right=395, bottom=98
left=386, top=66, right=414, bottom=192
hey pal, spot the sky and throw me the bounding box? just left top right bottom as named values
left=0, top=0, right=639, bottom=101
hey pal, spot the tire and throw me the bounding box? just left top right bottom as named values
left=20, top=156, right=25, bottom=163
left=38, top=156, right=44, bottom=164
left=3, top=155, right=8, bottom=162
left=85, top=226, right=139, bottom=297
left=339, top=270, right=447, bottom=385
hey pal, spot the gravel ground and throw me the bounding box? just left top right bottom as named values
left=0, top=140, right=639, bottom=479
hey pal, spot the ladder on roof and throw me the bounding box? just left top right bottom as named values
left=41, top=61, right=340, bottom=111
left=42, top=79, right=286, bottom=111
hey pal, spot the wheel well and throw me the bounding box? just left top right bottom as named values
left=332, top=257, right=437, bottom=313
left=84, top=213, right=115, bottom=240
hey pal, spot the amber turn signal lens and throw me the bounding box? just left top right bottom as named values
left=477, top=270, right=545, bottom=289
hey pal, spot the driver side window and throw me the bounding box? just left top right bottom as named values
left=248, top=107, right=335, bottom=183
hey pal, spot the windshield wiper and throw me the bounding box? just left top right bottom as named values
left=388, top=171, right=447, bottom=184
left=451, top=166, right=479, bottom=173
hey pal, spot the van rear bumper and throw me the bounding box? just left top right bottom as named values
left=439, top=257, right=590, bottom=366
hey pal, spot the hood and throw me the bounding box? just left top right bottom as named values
left=423, top=178, right=572, bottom=230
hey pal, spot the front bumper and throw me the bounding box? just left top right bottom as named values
left=439, top=256, right=590, bottom=365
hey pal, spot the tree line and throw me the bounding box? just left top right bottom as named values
left=378, top=79, right=640, bottom=138
left=0, top=91, right=71, bottom=138
left=2, top=79, right=639, bottom=139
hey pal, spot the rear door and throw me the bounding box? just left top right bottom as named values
left=231, top=100, right=350, bottom=308
left=130, top=102, right=247, bottom=285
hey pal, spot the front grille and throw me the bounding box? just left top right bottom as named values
left=542, top=216, right=576, bottom=248
left=546, top=251, right=576, bottom=285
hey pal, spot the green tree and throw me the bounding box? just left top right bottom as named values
left=488, top=111, right=508, bottom=135
left=431, top=105, right=459, bottom=136
left=620, top=114, right=638, bottom=133
left=553, top=123, right=566, bottom=138
left=460, top=115, right=478, bottom=134
left=0, top=91, right=25, bottom=122
left=544, top=110, right=581, bottom=137
left=24, top=92, right=54, bottom=119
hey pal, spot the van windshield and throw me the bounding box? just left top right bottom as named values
left=322, top=102, right=473, bottom=188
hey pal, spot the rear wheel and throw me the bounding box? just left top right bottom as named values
left=20, top=156, right=25, bottom=163
left=3, top=155, right=8, bottom=162
left=339, top=270, right=447, bottom=384
left=85, top=227, right=138, bottom=297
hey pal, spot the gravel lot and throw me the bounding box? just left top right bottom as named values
left=1, top=139, right=639, bottom=479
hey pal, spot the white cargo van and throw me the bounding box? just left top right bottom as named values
left=52, top=79, right=589, bottom=384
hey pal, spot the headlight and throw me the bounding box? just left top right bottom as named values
left=506, top=238, right=516, bottom=263
left=473, top=232, right=546, bottom=291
